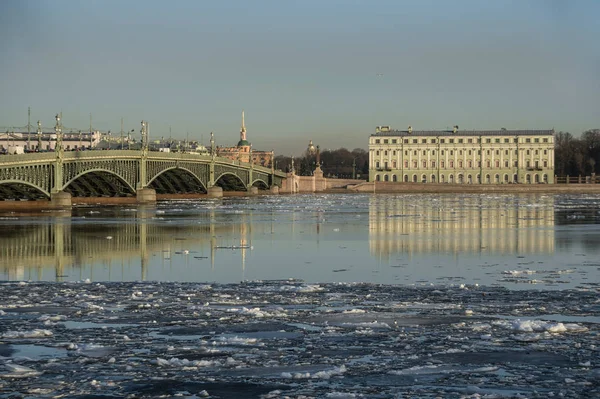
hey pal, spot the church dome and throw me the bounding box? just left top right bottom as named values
left=237, top=139, right=250, bottom=147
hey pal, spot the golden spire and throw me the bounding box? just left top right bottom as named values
left=240, top=110, right=246, bottom=140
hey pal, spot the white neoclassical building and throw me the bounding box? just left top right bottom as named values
left=369, top=126, right=555, bottom=184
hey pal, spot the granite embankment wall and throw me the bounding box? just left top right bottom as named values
left=349, top=181, right=600, bottom=194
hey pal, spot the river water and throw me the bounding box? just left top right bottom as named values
left=1, top=193, right=600, bottom=289
left=1, top=193, right=600, bottom=398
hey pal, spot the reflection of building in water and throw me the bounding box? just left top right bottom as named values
left=0, top=211, right=255, bottom=281
left=369, top=196, right=554, bottom=259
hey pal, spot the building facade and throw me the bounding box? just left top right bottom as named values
left=369, top=126, right=555, bottom=184
left=216, top=111, right=273, bottom=167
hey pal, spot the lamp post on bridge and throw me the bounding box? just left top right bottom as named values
left=140, top=120, right=148, bottom=155
left=55, top=113, right=63, bottom=157
left=37, top=121, right=42, bottom=151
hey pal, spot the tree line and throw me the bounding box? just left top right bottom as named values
left=274, top=148, right=369, bottom=178
left=274, top=129, right=600, bottom=179
left=555, top=130, right=600, bottom=177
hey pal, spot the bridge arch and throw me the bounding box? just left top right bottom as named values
left=0, top=180, right=50, bottom=200
left=147, top=166, right=207, bottom=194
left=63, top=169, right=137, bottom=197
left=251, top=178, right=269, bottom=190
left=215, top=172, right=247, bottom=191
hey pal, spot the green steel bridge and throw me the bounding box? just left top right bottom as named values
left=0, top=149, right=286, bottom=203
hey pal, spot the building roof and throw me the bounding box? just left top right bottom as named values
left=371, top=129, right=554, bottom=137
left=237, top=139, right=251, bottom=147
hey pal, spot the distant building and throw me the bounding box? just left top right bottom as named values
left=217, top=111, right=273, bottom=167
left=0, top=129, right=102, bottom=154
left=369, top=126, right=555, bottom=184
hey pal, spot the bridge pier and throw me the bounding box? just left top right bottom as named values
left=50, top=191, right=72, bottom=208
left=247, top=186, right=259, bottom=195
left=207, top=186, right=223, bottom=198
left=270, top=185, right=279, bottom=195
left=136, top=188, right=156, bottom=204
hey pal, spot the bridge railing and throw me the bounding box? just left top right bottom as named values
left=0, top=149, right=286, bottom=177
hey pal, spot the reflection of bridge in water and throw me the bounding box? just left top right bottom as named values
left=369, top=195, right=555, bottom=259
left=0, top=210, right=256, bottom=281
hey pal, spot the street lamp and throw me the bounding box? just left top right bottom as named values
left=37, top=121, right=42, bottom=151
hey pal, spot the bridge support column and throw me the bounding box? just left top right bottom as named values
left=270, top=185, right=279, bottom=195
left=207, top=186, right=223, bottom=198
left=136, top=188, right=156, bottom=204
left=247, top=186, right=259, bottom=195
left=50, top=191, right=72, bottom=208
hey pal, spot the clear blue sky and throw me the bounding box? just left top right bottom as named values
left=0, top=0, right=598, bottom=155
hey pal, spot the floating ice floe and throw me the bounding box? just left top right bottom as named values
left=2, top=329, right=53, bottom=338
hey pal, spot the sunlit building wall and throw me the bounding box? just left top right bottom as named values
left=369, top=127, right=555, bottom=184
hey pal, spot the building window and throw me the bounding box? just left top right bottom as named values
left=514, top=160, right=518, bottom=167
left=526, top=138, right=531, bottom=143
left=376, top=175, right=380, bottom=181
left=543, top=138, right=548, bottom=143
left=535, top=149, right=538, bottom=155
left=526, top=160, right=530, bottom=167
left=450, top=150, right=454, bottom=155
left=376, top=151, right=379, bottom=155
left=487, top=150, right=490, bottom=155
left=544, top=160, right=548, bottom=167
left=449, top=160, right=454, bottom=168
left=393, top=150, right=396, bottom=155
left=413, top=150, right=417, bottom=156
left=495, top=160, right=500, bottom=168
left=514, top=138, right=518, bottom=143
left=459, top=150, right=463, bottom=155
left=404, top=160, right=408, bottom=168
left=431, top=139, right=436, bottom=143
left=423, top=160, right=427, bottom=168
left=496, top=150, right=499, bottom=155
left=495, top=139, right=500, bottom=143
left=405, top=150, right=408, bottom=156
left=458, top=139, right=463, bottom=143
left=392, top=161, right=397, bottom=168
left=413, top=139, right=418, bottom=144
left=384, top=151, right=388, bottom=156
left=534, top=138, right=539, bottom=143
left=375, top=139, right=380, bottom=144
left=526, top=150, right=530, bottom=155
left=392, top=139, right=397, bottom=144
left=544, top=150, right=547, bottom=155
left=413, top=160, right=417, bottom=168
left=432, top=150, right=436, bottom=155
left=440, top=139, right=445, bottom=143
left=432, top=160, right=436, bottom=168
left=441, top=150, right=445, bottom=155
left=486, top=139, right=491, bottom=143
left=504, top=138, right=509, bottom=143
left=404, top=139, right=409, bottom=143
left=458, top=160, right=463, bottom=168
left=449, top=139, right=454, bottom=143
left=422, top=150, right=426, bottom=155
left=486, top=160, right=491, bottom=168
left=468, top=139, right=473, bottom=143
left=441, top=160, right=445, bottom=168
left=505, top=150, right=508, bottom=155
left=505, top=160, right=509, bottom=167
left=467, top=160, right=472, bottom=168
left=384, top=139, right=388, bottom=144
left=376, top=161, right=380, bottom=168
left=422, top=139, right=427, bottom=143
